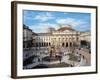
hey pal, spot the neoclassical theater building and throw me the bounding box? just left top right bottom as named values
left=32, top=27, right=80, bottom=48
left=23, top=24, right=90, bottom=49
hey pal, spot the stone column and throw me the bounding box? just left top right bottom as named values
left=68, top=41, right=70, bottom=47
left=72, top=42, right=73, bottom=47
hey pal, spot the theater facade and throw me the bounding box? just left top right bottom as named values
left=23, top=24, right=90, bottom=50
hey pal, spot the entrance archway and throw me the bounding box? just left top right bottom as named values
left=66, top=42, right=68, bottom=47
left=70, top=42, right=72, bottom=47
left=62, top=43, right=64, bottom=47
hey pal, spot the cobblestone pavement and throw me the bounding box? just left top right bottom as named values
left=23, top=47, right=91, bottom=69
left=75, top=48, right=91, bottom=66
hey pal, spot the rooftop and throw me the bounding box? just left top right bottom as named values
left=37, top=33, right=52, bottom=36
left=23, top=24, right=32, bottom=32
left=57, top=27, right=75, bottom=32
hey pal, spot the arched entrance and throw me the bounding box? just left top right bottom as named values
left=66, top=42, right=68, bottom=47
left=62, top=43, right=64, bottom=47
left=70, top=42, right=72, bottom=47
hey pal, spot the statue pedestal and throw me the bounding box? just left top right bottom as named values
left=42, top=55, right=60, bottom=62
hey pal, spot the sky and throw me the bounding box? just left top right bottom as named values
left=23, top=10, right=91, bottom=33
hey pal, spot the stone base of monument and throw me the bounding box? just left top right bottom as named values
left=42, top=56, right=61, bottom=62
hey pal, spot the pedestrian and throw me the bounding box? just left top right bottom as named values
left=38, top=57, right=40, bottom=62
left=71, top=64, right=73, bottom=67
left=59, top=55, right=62, bottom=63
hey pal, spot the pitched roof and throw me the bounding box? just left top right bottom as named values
left=57, top=27, right=75, bottom=32
left=37, top=33, right=52, bottom=36
left=23, top=24, right=32, bottom=32
left=32, top=32, right=38, bottom=35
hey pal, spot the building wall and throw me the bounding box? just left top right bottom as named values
left=80, top=31, right=91, bottom=48
left=32, top=30, right=81, bottom=48
left=80, top=31, right=91, bottom=42
left=23, top=26, right=33, bottom=48
left=23, top=26, right=91, bottom=49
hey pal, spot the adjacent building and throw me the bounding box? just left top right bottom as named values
left=23, top=24, right=33, bottom=48
left=80, top=31, right=91, bottom=48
